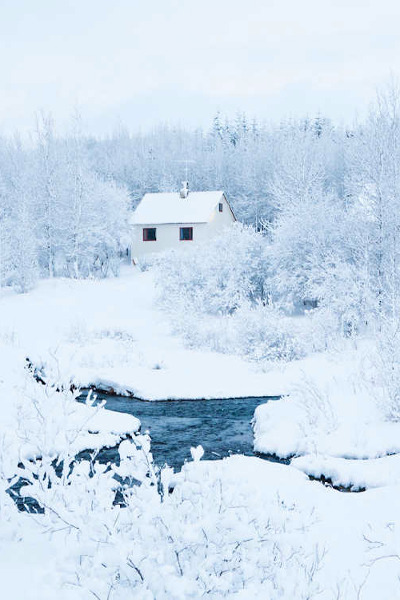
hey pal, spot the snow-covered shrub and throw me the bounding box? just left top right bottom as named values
left=153, top=224, right=315, bottom=361
left=301, top=306, right=346, bottom=353
left=24, top=443, right=323, bottom=600
left=292, top=378, right=339, bottom=447
left=208, top=305, right=336, bottom=363
left=0, top=440, right=20, bottom=541
left=153, top=224, right=338, bottom=362
left=1, top=364, right=140, bottom=487
left=203, top=302, right=308, bottom=361
left=154, top=223, right=269, bottom=316
left=230, top=302, right=310, bottom=361
left=19, top=433, right=155, bottom=517
left=362, top=519, right=400, bottom=594
left=374, top=321, right=400, bottom=421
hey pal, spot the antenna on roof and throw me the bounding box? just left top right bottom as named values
left=176, top=159, right=195, bottom=198
left=180, top=181, right=189, bottom=198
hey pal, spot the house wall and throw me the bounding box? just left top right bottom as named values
left=131, top=195, right=236, bottom=260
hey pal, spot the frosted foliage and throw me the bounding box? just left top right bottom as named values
left=153, top=224, right=334, bottom=361
left=23, top=446, right=322, bottom=600
left=374, top=321, right=400, bottom=421
left=154, top=224, right=268, bottom=315
left=2, top=91, right=400, bottom=340
left=137, top=85, right=400, bottom=360
left=0, top=114, right=130, bottom=290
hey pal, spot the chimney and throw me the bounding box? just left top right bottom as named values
left=180, top=181, right=189, bottom=198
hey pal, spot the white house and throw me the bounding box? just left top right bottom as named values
left=130, top=183, right=236, bottom=261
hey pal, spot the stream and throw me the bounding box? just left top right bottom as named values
left=9, top=383, right=281, bottom=511
left=88, top=393, right=280, bottom=470
left=10, top=390, right=355, bottom=512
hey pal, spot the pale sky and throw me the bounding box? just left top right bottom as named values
left=1, top=0, right=399, bottom=135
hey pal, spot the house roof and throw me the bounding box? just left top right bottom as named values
left=129, top=191, right=227, bottom=225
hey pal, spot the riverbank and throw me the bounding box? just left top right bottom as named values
left=1, top=269, right=400, bottom=598
left=252, top=339, right=400, bottom=492
left=0, top=341, right=141, bottom=479
left=2, top=268, right=397, bottom=486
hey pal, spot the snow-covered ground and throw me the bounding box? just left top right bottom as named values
left=2, top=267, right=400, bottom=598
left=2, top=267, right=399, bottom=487
left=167, top=455, right=400, bottom=600
left=252, top=339, right=400, bottom=490
left=2, top=455, right=400, bottom=599
left=0, top=266, right=347, bottom=400
left=0, top=344, right=140, bottom=478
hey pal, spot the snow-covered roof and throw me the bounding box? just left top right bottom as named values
left=130, top=191, right=226, bottom=225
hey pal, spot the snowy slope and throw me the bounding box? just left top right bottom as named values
left=0, top=267, right=337, bottom=400
left=2, top=269, right=400, bottom=598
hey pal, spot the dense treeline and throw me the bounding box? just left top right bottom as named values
left=152, top=83, right=400, bottom=354
left=0, top=114, right=130, bottom=291
left=0, top=108, right=342, bottom=291
left=88, top=111, right=341, bottom=225
left=2, top=81, right=400, bottom=344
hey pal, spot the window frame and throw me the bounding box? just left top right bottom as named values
left=143, top=227, right=157, bottom=241
left=179, top=226, right=193, bottom=241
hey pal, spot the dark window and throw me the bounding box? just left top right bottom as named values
left=179, top=227, right=193, bottom=241
left=219, top=202, right=223, bottom=212
left=143, top=228, right=156, bottom=241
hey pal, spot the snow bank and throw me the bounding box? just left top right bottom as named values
left=291, top=453, right=400, bottom=491
left=0, top=516, right=80, bottom=600
left=0, top=342, right=140, bottom=479
left=12, top=451, right=400, bottom=600
left=253, top=343, right=400, bottom=460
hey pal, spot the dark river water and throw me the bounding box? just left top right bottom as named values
left=10, top=394, right=279, bottom=511
left=92, top=393, right=279, bottom=470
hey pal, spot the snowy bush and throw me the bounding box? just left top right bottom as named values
left=292, top=379, right=339, bottom=449
left=180, top=302, right=308, bottom=362
left=152, top=225, right=317, bottom=362
left=374, top=321, right=400, bottom=421
left=230, top=302, right=311, bottom=361
left=22, top=444, right=323, bottom=600
left=153, top=228, right=339, bottom=362
left=154, top=223, right=269, bottom=316
left=0, top=443, right=20, bottom=541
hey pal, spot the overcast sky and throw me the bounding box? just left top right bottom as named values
left=1, top=0, right=399, bottom=135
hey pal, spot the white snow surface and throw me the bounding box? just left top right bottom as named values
left=169, top=456, right=400, bottom=600
left=252, top=342, right=400, bottom=460
left=292, top=453, right=400, bottom=491
left=129, top=190, right=225, bottom=224
left=3, top=266, right=399, bottom=465
left=0, top=267, right=309, bottom=400
left=2, top=269, right=400, bottom=598
left=3, top=455, right=400, bottom=599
